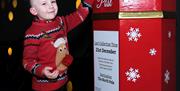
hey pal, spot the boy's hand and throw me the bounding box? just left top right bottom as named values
left=76, top=0, right=81, bottom=9
left=42, top=67, right=59, bottom=79
left=57, top=63, right=68, bottom=71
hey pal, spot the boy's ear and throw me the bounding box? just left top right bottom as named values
left=29, top=7, right=37, bottom=15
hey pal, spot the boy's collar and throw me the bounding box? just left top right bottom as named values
left=34, top=17, right=55, bottom=23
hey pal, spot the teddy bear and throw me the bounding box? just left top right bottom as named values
left=53, top=37, right=69, bottom=71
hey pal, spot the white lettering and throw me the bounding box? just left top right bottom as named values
left=96, top=0, right=113, bottom=8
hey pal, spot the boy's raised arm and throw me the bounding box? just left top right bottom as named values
left=63, top=0, right=91, bottom=32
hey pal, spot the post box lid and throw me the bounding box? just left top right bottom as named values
left=92, top=0, right=176, bottom=13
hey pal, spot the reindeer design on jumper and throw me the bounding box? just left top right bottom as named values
left=53, top=38, right=69, bottom=70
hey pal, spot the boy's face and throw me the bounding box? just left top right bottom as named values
left=30, top=0, right=58, bottom=20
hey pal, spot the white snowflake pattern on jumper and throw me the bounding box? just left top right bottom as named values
left=126, top=27, right=141, bottom=42
left=149, top=48, right=157, bottom=56
left=125, top=67, right=140, bottom=82
left=164, top=70, right=170, bottom=84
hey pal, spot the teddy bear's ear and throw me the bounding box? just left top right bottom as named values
left=54, top=38, right=66, bottom=48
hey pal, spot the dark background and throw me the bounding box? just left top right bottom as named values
left=0, top=0, right=179, bottom=91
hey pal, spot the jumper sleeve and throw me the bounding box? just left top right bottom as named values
left=63, top=3, right=89, bottom=32
left=23, top=35, right=45, bottom=78
left=61, top=54, right=73, bottom=67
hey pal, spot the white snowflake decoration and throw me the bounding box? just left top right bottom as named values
left=125, top=67, right=140, bottom=82
left=164, top=70, right=170, bottom=84
left=168, top=31, right=172, bottom=39
left=126, top=27, right=142, bottom=42
left=124, top=0, right=133, bottom=3
left=124, top=0, right=129, bottom=3
left=149, top=48, right=157, bottom=56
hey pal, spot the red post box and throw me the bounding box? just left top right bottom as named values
left=93, top=0, right=176, bottom=91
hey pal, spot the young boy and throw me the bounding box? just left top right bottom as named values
left=22, top=0, right=89, bottom=90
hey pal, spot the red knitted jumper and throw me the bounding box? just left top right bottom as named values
left=23, top=5, right=88, bottom=91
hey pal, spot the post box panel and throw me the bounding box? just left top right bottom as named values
left=119, top=19, right=162, bottom=91
left=93, top=19, right=176, bottom=91
left=162, top=19, right=176, bottom=91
